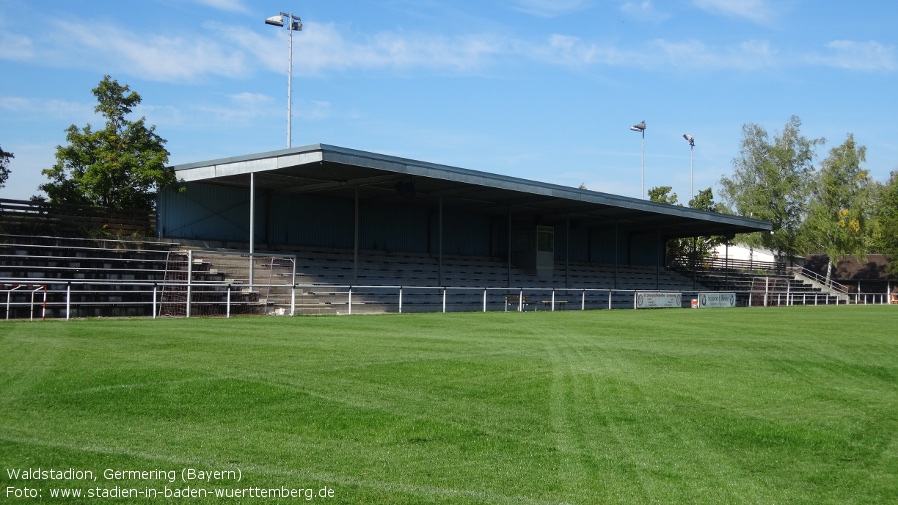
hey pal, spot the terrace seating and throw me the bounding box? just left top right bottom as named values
left=0, top=234, right=178, bottom=318
left=1, top=233, right=762, bottom=317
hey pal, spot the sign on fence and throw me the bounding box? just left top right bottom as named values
left=698, top=292, right=736, bottom=308
left=635, top=292, right=681, bottom=309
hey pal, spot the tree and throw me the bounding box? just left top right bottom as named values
left=875, top=172, right=898, bottom=277
left=648, top=186, right=678, bottom=205
left=649, top=186, right=687, bottom=260
left=687, top=187, right=726, bottom=262
left=802, top=134, right=871, bottom=280
left=0, top=144, right=12, bottom=189
left=719, top=116, right=824, bottom=259
left=39, top=76, right=175, bottom=211
left=648, top=186, right=723, bottom=264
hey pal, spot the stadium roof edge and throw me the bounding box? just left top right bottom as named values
left=170, top=143, right=772, bottom=236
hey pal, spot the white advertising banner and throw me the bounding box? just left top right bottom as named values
left=698, top=292, right=737, bottom=308
left=635, top=292, right=682, bottom=309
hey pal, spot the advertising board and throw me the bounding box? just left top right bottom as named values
left=698, top=292, right=737, bottom=308
left=635, top=292, right=681, bottom=309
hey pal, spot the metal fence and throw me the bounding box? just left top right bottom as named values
left=2, top=280, right=893, bottom=320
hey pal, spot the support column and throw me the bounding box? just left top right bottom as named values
left=656, top=226, right=661, bottom=290
left=725, top=240, right=730, bottom=291
left=353, top=188, right=359, bottom=284
left=565, top=215, right=570, bottom=289
left=692, top=236, right=697, bottom=291
left=507, top=207, right=512, bottom=287
left=249, top=172, right=255, bottom=289
left=438, top=197, right=443, bottom=286
left=613, top=221, right=619, bottom=289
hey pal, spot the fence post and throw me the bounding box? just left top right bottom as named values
left=518, top=288, right=523, bottom=312
left=482, top=288, right=487, bottom=313
left=186, top=250, right=193, bottom=318
left=152, top=283, right=157, bottom=319
left=442, top=287, right=447, bottom=313
left=551, top=290, right=555, bottom=312
left=399, top=287, right=403, bottom=314
left=764, top=277, right=769, bottom=307
left=348, top=287, right=353, bottom=315
left=67, top=282, right=72, bottom=321
left=226, top=284, right=231, bottom=319
left=581, top=289, right=585, bottom=311
left=290, top=285, right=295, bottom=316
left=608, top=290, right=612, bottom=310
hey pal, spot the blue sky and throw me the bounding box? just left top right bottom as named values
left=1, top=0, right=896, bottom=203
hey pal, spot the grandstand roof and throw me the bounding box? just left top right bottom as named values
left=172, top=144, right=771, bottom=238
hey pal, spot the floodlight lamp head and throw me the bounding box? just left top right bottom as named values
left=265, top=15, right=285, bottom=27
left=630, top=121, right=646, bottom=132
left=683, top=134, right=694, bottom=146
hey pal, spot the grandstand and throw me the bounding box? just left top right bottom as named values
left=14, top=143, right=874, bottom=318
left=0, top=233, right=856, bottom=318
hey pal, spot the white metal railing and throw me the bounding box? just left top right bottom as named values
left=789, top=266, right=850, bottom=294
left=1, top=283, right=47, bottom=321
left=1, top=278, right=894, bottom=320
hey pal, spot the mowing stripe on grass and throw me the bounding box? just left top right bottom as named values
left=1, top=306, right=896, bottom=504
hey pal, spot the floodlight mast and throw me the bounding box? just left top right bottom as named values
left=630, top=121, right=646, bottom=199
left=265, top=11, right=303, bottom=148
left=253, top=12, right=301, bottom=287
left=683, top=134, right=695, bottom=202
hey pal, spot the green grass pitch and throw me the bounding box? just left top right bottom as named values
left=1, top=306, right=897, bottom=504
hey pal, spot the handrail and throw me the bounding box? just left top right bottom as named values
left=3, top=277, right=890, bottom=320
left=789, top=266, right=849, bottom=294
left=669, top=256, right=786, bottom=274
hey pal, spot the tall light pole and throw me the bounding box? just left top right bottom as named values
left=630, top=121, right=646, bottom=199
left=249, top=12, right=300, bottom=287
left=683, top=134, right=697, bottom=288
left=265, top=12, right=303, bottom=148
left=683, top=134, right=695, bottom=202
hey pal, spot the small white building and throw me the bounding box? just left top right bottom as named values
left=711, top=243, right=776, bottom=264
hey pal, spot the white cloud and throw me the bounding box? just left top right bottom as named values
left=509, top=0, right=592, bottom=17
left=229, top=22, right=508, bottom=75
left=48, top=20, right=248, bottom=83
left=21, top=11, right=884, bottom=87
left=533, top=34, right=628, bottom=66
left=528, top=35, right=778, bottom=71
left=650, top=39, right=778, bottom=70
left=811, top=40, right=896, bottom=71
left=189, top=0, right=250, bottom=14
left=620, top=1, right=671, bottom=23
left=0, top=96, right=95, bottom=122
left=692, top=0, right=775, bottom=24
left=190, top=92, right=276, bottom=123
left=0, top=32, right=33, bottom=60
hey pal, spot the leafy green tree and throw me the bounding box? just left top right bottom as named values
left=688, top=187, right=726, bottom=262
left=0, top=144, right=12, bottom=189
left=649, top=186, right=723, bottom=265
left=39, top=76, right=175, bottom=211
left=648, top=186, right=678, bottom=205
left=875, top=172, right=898, bottom=277
left=719, top=116, right=824, bottom=259
left=802, top=134, right=871, bottom=279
